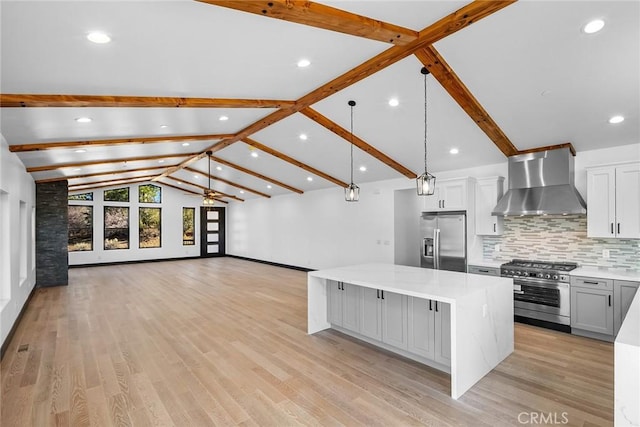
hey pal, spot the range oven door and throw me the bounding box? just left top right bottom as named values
left=513, top=278, right=570, bottom=318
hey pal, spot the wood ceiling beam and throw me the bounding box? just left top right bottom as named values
left=156, top=1, right=515, bottom=181
left=164, top=176, right=244, bottom=202
left=0, top=94, right=294, bottom=109
left=242, top=137, right=348, bottom=187
left=35, top=165, right=171, bottom=183
left=200, top=0, right=418, bottom=46
left=210, top=155, right=304, bottom=194
left=9, top=134, right=234, bottom=152
left=68, top=175, right=157, bottom=190
left=414, top=46, right=519, bottom=157
left=517, top=142, right=576, bottom=157
left=184, top=166, right=271, bottom=198
left=26, top=152, right=198, bottom=173
left=300, top=108, right=416, bottom=179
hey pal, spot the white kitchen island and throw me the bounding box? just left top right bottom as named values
left=308, top=263, right=514, bottom=399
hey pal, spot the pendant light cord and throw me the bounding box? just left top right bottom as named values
left=350, top=103, right=354, bottom=184
left=423, top=70, right=428, bottom=174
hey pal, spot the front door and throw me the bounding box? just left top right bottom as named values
left=200, top=207, right=225, bottom=257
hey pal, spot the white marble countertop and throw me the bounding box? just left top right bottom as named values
left=571, top=266, right=640, bottom=282
left=614, top=288, right=640, bottom=426
left=468, top=259, right=504, bottom=269
left=308, top=263, right=513, bottom=304
left=617, top=290, right=640, bottom=348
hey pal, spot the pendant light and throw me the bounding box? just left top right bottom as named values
left=345, top=100, right=360, bottom=202
left=203, top=151, right=216, bottom=206
left=417, top=67, right=436, bottom=196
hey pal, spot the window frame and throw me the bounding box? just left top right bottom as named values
left=103, top=187, right=130, bottom=202
left=104, top=206, right=130, bottom=250
left=182, top=207, right=196, bottom=246
left=68, top=205, right=94, bottom=252
left=138, top=184, right=162, bottom=204
left=139, top=207, right=162, bottom=249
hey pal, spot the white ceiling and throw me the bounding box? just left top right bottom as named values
left=1, top=0, right=638, bottom=203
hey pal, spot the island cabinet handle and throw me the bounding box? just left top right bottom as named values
left=377, top=289, right=380, bottom=299
left=618, top=223, right=621, bottom=234
left=429, top=300, right=433, bottom=311
left=381, top=290, right=385, bottom=300
left=611, top=223, right=614, bottom=234
left=435, top=301, right=439, bottom=312
left=609, top=295, right=612, bottom=307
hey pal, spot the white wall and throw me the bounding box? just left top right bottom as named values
left=0, top=136, right=36, bottom=349
left=69, top=183, right=203, bottom=265
left=227, top=143, right=640, bottom=270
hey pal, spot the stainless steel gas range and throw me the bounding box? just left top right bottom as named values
left=500, top=259, right=578, bottom=329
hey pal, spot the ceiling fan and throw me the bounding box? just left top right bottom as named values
left=203, top=150, right=218, bottom=205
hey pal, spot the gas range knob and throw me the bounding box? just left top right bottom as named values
left=552, top=274, right=559, bottom=280
left=544, top=273, right=551, bottom=279
left=515, top=271, right=522, bottom=276
left=537, top=273, right=544, bottom=278
left=510, top=270, right=516, bottom=275
left=522, top=272, right=530, bottom=277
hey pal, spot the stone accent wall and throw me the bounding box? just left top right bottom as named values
left=36, top=181, right=68, bottom=287
left=483, top=215, right=640, bottom=269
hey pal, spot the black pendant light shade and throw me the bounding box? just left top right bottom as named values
left=203, top=151, right=216, bottom=205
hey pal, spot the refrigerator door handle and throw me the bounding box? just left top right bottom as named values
left=433, top=229, right=441, bottom=270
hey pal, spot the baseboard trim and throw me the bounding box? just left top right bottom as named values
left=227, top=255, right=314, bottom=272
left=0, top=285, right=38, bottom=361
left=69, top=255, right=202, bottom=269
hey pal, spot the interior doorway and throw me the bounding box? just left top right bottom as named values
left=200, top=207, right=225, bottom=257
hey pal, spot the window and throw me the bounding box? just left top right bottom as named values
left=68, top=205, right=93, bottom=251
left=139, top=207, right=161, bottom=248
left=104, top=206, right=129, bottom=250
left=183, top=207, right=195, bottom=245
left=68, top=192, right=93, bottom=201
left=139, top=184, right=161, bottom=203
left=104, top=187, right=129, bottom=202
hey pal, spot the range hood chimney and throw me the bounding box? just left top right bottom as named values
left=492, top=147, right=586, bottom=216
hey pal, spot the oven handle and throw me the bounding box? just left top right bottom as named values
left=513, top=278, right=569, bottom=289
left=514, top=290, right=525, bottom=294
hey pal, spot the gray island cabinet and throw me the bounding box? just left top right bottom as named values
left=308, top=263, right=514, bottom=399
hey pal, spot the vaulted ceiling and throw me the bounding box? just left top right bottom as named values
left=1, top=1, right=638, bottom=203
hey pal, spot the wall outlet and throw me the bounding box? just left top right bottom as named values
left=602, top=249, right=610, bottom=259
left=494, top=244, right=501, bottom=252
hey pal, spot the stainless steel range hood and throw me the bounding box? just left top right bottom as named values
left=492, top=147, right=586, bottom=216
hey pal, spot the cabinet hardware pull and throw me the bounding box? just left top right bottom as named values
left=377, top=289, right=380, bottom=299
left=442, top=200, right=445, bottom=209
left=381, top=290, right=385, bottom=299
left=479, top=269, right=489, bottom=273
left=583, top=281, right=599, bottom=285
left=435, top=301, right=439, bottom=312
left=493, top=223, right=496, bottom=232
left=609, top=295, right=612, bottom=307
left=618, top=223, right=621, bottom=234
left=429, top=300, right=432, bottom=311
left=611, top=223, right=614, bottom=234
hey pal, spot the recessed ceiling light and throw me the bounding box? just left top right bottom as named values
left=583, top=19, right=605, bottom=34
left=75, top=117, right=92, bottom=123
left=219, top=115, right=229, bottom=121
left=609, top=115, right=625, bottom=124
left=251, top=151, right=259, bottom=158
left=182, top=142, right=190, bottom=146
left=74, top=149, right=86, bottom=153
left=216, top=166, right=222, bottom=171
left=299, top=133, right=308, bottom=141
left=158, top=160, right=165, bottom=163
left=267, top=185, right=272, bottom=189
left=87, top=31, right=111, bottom=44
left=307, top=177, right=313, bottom=182
left=194, top=175, right=199, bottom=179
left=72, top=168, right=82, bottom=172
left=160, top=125, right=169, bottom=129
left=359, top=166, right=367, bottom=172
left=239, top=190, right=245, bottom=194
left=388, top=98, right=399, bottom=107
left=449, top=148, right=459, bottom=154
left=297, top=59, right=311, bottom=68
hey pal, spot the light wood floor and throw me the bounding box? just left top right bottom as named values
left=1, top=258, right=614, bottom=426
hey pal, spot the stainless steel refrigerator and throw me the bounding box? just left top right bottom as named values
left=420, top=211, right=467, bottom=272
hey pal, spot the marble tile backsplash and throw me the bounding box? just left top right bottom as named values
left=482, top=215, right=640, bottom=269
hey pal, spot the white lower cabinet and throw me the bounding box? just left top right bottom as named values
left=360, top=287, right=382, bottom=340
left=408, top=296, right=451, bottom=367
left=571, top=277, right=613, bottom=338
left=327, top=280, right=360, bottom=332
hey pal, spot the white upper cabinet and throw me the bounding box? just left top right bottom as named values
left=423, top=178, right=470, bottom=212
left=475, top=177, right=504, bottom=236
left=587, top=163, right=640, bottom=239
